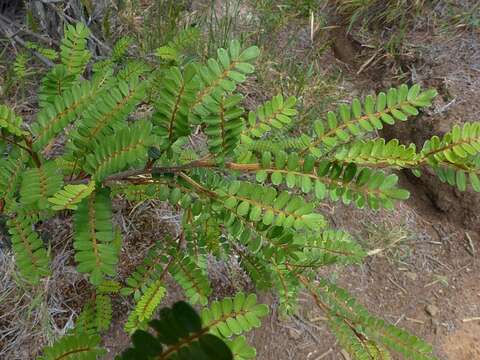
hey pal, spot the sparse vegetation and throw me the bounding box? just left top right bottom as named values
left=444, top=2, right=480, bottom=32
left=335, top=0, right=427, bottom=29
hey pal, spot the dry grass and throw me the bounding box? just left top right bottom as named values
left=335, top=0, right=427, bottom=28
left=0, top=243, right=87, bottom=359
left=361, top=221, right=414, bottom=262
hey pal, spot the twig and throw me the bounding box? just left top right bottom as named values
left=0, top=23, right=54, bottom=67
left=0, top=14, right=58, bottom=46
left=104, top=159, right=215, bottom=182
left=309, top=316, right=328, bottom=322
left=462, top=317, right=480, bottom=322
left=424, top=275, right=448, bottom=288
left=178, top=172, right=218, bottom=198
left=45, top=2, right=111, bottom=54
left=367, top=234, right=407, bottom=256
left=70, top=160, right=258, bottom=185
left=465, top=232, right=476, bottom=257
left=387, top=275, right=408, bottom=295
left=394, top=313, right=405, bottom=325
left=340, top=350, right=351, bottom=360
left=310, top=11, right=314, bottom=44
left=406, top=317, right=424, bottom=324
left=356, top=49, right=381, bottom=75
left=315, top=348, right=333, bottom=360
left=293, top=315, right=322, bottom=346
left=434, top=98, right=457, bottom=114
left=425, top=254, right=453, bottom=271
left=0, top=134, right=32, bottom=154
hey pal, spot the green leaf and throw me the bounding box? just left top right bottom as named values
left=385, top=188, right=410, bottom=200
left=301, top=176, right=312, bottom=193
left=286, top=172, right=296, bottom=188
left=271, top=171, right=283, bottom=185
left=7, top=214, right=50, bottom=284
left=85, top=121, right=154, bottom=181
left=238, top=46, right=260, bottom=62
left=20, top=161, right=63, bottom=210
left=135, top=280, right=166, bottom=321
left=315, top=180, right=326, bottom=199
left=60, top=22, right=91, bottom=76
left=237, top=201, right=250, bottom=216
left=202, top=293, right=269, bottom=339
left=33, top=81, right=96, bottom=151
left=456, top=171, right=467, bottom=191
left=38, top=334, right=105, bottom=360
left=470, top=173, right=480, bottom=192
left=226, top=336, right=256, bottom=359
left=48, top=182, right=95, bottom=210
left=0, top=105, right=27, bottom=136
left=303, top=84, right=436, bottom=156
left=169, top=255, right=212, bottom=305
left=73, top=188, right=118, bottom=285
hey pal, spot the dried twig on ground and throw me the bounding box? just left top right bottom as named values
left=0, top=13, right=58, bottom=46
left=44, top=2, right=112, bottom=54
left=0, top=18, right=54, bottom=67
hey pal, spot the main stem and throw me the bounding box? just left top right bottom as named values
left=66, top=160, right=262, bottom=185
left=69, top=157, right=438, bottom=186
left=0, top=134, right=42, bottom=167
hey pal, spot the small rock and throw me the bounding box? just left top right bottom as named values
left=288, top=328, right=301, bottom=340
left=425, top=304, right=439, bottom=317
left=405, top=272, right=418, bottom=281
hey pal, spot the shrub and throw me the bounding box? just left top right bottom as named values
left=1, top=22, right=477, bottom=359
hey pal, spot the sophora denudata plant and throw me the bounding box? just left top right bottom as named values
left=2, top=22, right=476, bottom=360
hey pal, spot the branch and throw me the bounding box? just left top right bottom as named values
left=0, top=134, right=32, bottom=154
left=0, top=14, right=58, bottom=46
left=104, top=160, right=215, bottom=182
left=68, top=156, right=435, bottom=187
left=0, top=134, right=41, bottom=167
left=0, top=20, right=55, bottom=68
left=178, top=172, right=218, bottom=198
left=65, top=160, right=260, bottom=185
left=44, top=2, right=112, bottom=54
left=156, top=327, right=210, bottom=360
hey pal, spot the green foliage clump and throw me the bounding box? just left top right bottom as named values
left=2, top=23, right=476, bottom=360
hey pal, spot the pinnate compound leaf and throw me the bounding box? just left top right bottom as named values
left=48, top=182, right=95, bottom=210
